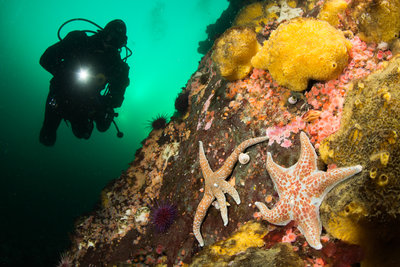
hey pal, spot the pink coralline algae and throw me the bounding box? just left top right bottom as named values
left=266, top=117, right=306, bottom=148
left=197, top=93, right=215, bottom=131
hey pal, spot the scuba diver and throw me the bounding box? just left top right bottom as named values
left=39, top=19, right=131, bottom=146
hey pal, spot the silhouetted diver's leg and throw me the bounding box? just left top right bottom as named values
left=39, top=93, right=61, bottom=146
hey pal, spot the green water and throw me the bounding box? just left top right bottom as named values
left=0, top=1, right=228, bottom=265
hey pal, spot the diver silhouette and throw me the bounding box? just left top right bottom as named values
left=39, top=19, right=130, bottom=146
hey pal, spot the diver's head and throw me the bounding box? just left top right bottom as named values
left=102, top=19, right=127, bottom=49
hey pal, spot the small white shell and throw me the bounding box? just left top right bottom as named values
left=239, top=153, right=250, bottom=164
left=377, top=42, right=388, bottom=50
left=288, top=95, right=298, bottom=105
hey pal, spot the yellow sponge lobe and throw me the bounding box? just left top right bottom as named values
left=209, top=221, right=268, bottom=256
left=324, top=201, right=367, bottom=245
left=251, top=17, right=352, bottom=91
left=233, top=2, right=279, bottom=32
left=317, top=0, right=348, bottom=27
left=234, top=2, right=265, bottom=26
left=212, top=26, right=260, bottom=81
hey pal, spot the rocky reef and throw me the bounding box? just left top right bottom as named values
left=61, top=0, right=400, bottom=266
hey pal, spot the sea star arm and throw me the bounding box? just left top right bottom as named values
left=305, top=165, right=362, bottom=199
left=266, top=152, right=292, bottom=195
left=193, top=192, right=214, bottom=247
left=295, top=132, right=318, bottom=178
left=199, top=141, right=214, bottom=178
left=218, top=179, right=241, bottom=204
left=213, top=187, right=229, bottom=225
left=294, top=202, right=323, bottom=250
left=215, top=136, right=269, bottom=178
left=255, top=200, right=291, bottom=225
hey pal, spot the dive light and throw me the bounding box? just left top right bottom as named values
left=77, top=68, right=107, bottom=86
left=77, top=68, right=90, bottom=83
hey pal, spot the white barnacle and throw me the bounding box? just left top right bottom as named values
left=239, top=153, right=250, bottom=164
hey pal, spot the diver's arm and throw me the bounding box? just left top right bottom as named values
left=40, top=42, right=63, bottom=75
left=106, top=61, right=130, bottom=108
left=39, top=31, right=87, bottom=75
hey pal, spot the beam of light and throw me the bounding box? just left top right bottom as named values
left=78, top=68, right=89, bottom=82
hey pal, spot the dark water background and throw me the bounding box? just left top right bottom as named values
left=0, top=1, right=228, bottom=266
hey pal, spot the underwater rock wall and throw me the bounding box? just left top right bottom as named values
left=63, top=0, right=400, bottom=266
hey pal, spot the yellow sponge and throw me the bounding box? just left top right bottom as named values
left=212, top=26, right=260, bottom=81
left=251, top=18, right=352, bottom=91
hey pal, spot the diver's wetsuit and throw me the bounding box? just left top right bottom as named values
left=39, top=30, right=129, bottom=146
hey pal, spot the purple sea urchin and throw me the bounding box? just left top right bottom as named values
left=151, top=202, right=177, bottom=233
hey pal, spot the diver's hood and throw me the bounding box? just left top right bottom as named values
left=102, top=19, right=127, bottom=49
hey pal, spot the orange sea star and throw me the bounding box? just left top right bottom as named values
left=255, top=132, right=362, bottom=249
